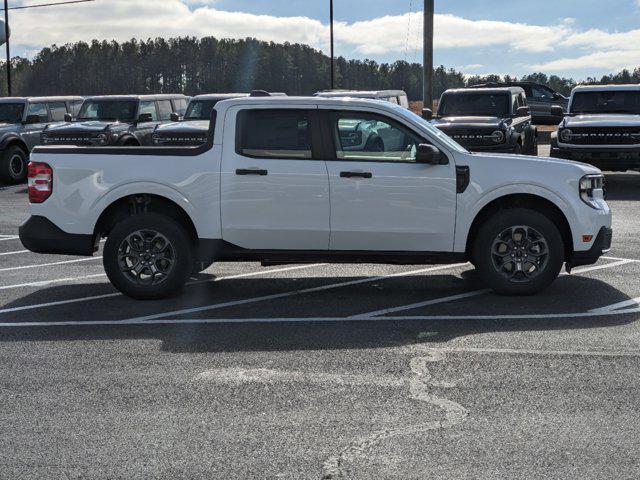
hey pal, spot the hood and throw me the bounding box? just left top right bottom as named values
left=155, top=120, right=209, bottom=134
left=432, top=116, right=506, bottom=130
left=45, top=120, right=115, bottom=133
left=469, top=151, right=601, bottom=176
left=563, top=114, right=640, bottom=129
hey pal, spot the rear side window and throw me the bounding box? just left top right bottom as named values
left=157, top=100, right=173, bottom=120
left=48, top=102, right=67, bottom=121
left=236, top=109, right=312, bottom=159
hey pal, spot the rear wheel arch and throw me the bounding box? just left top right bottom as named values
left=2, top=137, right=29, bottom=155
left=465, top=193, right=573, bottom=261
left=94, top=194, right=198, bottom=244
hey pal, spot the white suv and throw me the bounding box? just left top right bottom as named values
left=20, top=97, right=611, bottom=299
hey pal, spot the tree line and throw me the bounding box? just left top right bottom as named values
left=0, top=36, right=638, bottom=100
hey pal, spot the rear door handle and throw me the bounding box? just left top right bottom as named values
left=340, top=171, right=372, bottom=179
left=236, top=168, right=268, bottom=176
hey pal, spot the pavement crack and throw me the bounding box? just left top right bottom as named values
left=321, top=350, right=468, bottom=480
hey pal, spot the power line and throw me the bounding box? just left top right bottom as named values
left=0, top=0, right=94, bottom=11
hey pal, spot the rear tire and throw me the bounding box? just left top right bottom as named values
left=473, top=208, right=564, bottom=295
left=103, top=213, right=194, bottom=300
left=0, top=145, right=28, bottom=184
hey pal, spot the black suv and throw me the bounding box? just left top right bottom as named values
left=41, top=94, right=188, bottom=147
left=471, top=82, right=568, bottom=125
left=427, top=87, right=538, bottom=155
left=152, top=93, right=248, bottom=146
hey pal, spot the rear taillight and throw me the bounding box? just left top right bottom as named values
left=28, top=162, right=53, bottom=203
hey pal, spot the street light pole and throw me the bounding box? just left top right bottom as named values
left=3, top=0, right=10, bottom=96
left=329, top=0, right=335, bottom=90
left=423, top=0, right=434, bottom=109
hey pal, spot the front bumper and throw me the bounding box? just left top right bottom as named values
left=19, top=215, right=97, bottom=256
left=566, top=227, right=613, bottom=271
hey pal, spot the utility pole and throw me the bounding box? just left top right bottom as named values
left=329, top=0, right=335, bottom=90
left=423, top=0, right=434, bottom=109
left=3, top=0, right=10, bottom=96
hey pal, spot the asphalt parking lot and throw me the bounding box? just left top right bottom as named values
left=1, top=170, right=640, bottom=479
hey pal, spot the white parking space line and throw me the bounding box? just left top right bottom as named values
left=0, top=273, right=107, bottom=291
left=0, top=236, right=19, bottom=242
left=431, top=347, right=640, bottom=358
left=122, top=263, right=469, bottom=324
left=590, top=296, right=640, bottom=314
left=0, top=256, right=102, bottom=272
left=349, top=289, right=491, bottom=319
left=570, top=259, right=634, bottom=274
left=0, top=249, right=29, bottom=256
left=1, top=306, right=640, bottom=328
left=603, top=255, right=640, bottom=263
left=0, top=264, right=324, bottom=315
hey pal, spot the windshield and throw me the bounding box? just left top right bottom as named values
left=77, top=101, right=138, bottom=122
left=570, top=91, right=640, bottom=114
left=439, top=93, right=510, bottom=117
left=184, top=100, right=218, bottom=120
left=0, top=103, right=25, bottom=123
left=404, top=108, right=469, bottom=154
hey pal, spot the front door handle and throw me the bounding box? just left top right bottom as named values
left=236, top=168, right=268, bottom=176
left=340, top=171, right=372, bottom=179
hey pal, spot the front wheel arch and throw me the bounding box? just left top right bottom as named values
left=466, top=194, right=573, bottom=262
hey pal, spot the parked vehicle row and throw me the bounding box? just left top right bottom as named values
left=20, top=95, right=611, bottom=300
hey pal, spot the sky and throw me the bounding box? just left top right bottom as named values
left=4, top=0, right=640, bottom=80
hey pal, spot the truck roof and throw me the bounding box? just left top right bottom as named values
left=572, top=84, right=640, bottom=94
left=191, top=93, right=249, bottom=101
left=444, top=87, right=524, bottom=95
left=0, top=96, right=84, bottom=103
left=315, top=90, right=407, bottom=98
left=84, top=94, right=188, bottom=101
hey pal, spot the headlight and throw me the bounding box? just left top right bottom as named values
left=41, top=135, right=53, bottom=144
left=560, top=129, right=573, bottom=142
left=93, top=133, right=108, bottom=146
left=579, top=174, right=605, bottom=209
left=490, top=130, right=505, bottom=144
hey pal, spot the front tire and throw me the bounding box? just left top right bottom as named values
left=0, top=145, right=28, bottom=184
left=473, top=208, right=564, bottom=295
left=103, top=213, right=194, bottom=299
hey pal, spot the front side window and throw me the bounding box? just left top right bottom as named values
left=175, top=99, right=188, bottom=115
left=48, top=102, right=67, bottom=122
left=185, top=100, right=218, bottom=120
left=531, top=85, right=553, bottom=100
left=0, top=103, right=24, bottom=123
left=138, top=101, right=158, bottom=121
left=71, top=100, right=83, bottom=116
left=237, top=109, right=312, bottom=159
left=438, top=93, right=510, bottom=117
left=78, top=101, right=137, bottom=122
left=157, top=100, right=173, bottom=121
left=27, top=103, right=48, bottom=122
left=330, top=112, right=425, bottom=163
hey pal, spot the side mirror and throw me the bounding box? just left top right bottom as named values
left=422, top=108, right=433, bottom=121
left=24, top=114, right=41, bottom=124
left=170, top=112, right=180, bottom=122
left=515, top=106, right=531, bottom=117
left=416, top=144, right=446, bottom=165
left=551, top=105, right=565, bottom=117
left=137, top=113, right=153, bottom=123
left=64, top=113, right=73, bottom=122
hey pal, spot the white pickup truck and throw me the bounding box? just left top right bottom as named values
left=20, top=97, right=612, bottom=299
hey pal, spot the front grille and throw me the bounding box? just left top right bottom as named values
left=563, top=127, right=640, bottom=145
left=153, top=133, right=207, bottom=146
left=44, top=133, right=94, bottom=146
left=445, top=129, right=501, bottom=147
